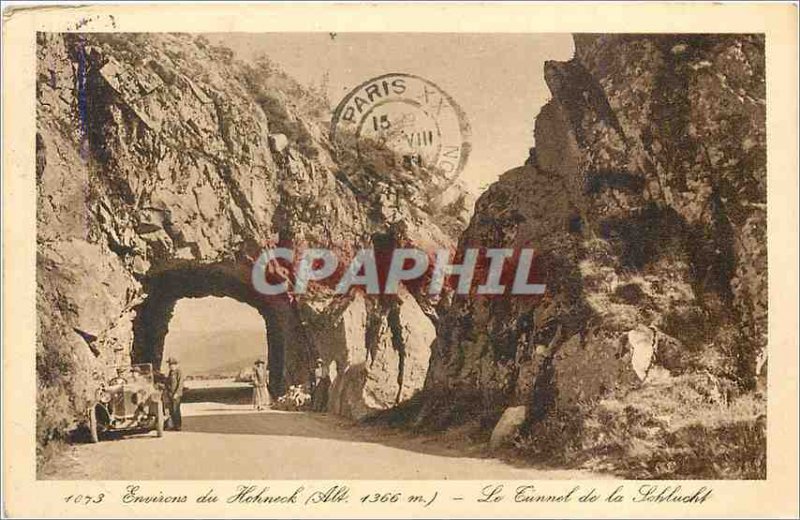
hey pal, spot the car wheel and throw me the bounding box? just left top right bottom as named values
left=156, top=401, right=164, bottom=438
left=88, top=406, right=99, bottom=443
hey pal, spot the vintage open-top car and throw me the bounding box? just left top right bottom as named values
left=87, top=363, right=164, bottom=442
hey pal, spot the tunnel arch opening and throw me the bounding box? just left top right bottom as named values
left=162, top=296, right=268, bottom=378
left=131, top=264, right=316, bottom=396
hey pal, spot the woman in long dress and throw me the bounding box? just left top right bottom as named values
left=251, top=359, right=271, bottom=411
left=311, top=358, right=330, bottom=412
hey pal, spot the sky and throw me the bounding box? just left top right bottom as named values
left=165, top=297, right=265, bottom=336
left=207, top=33, right=574, bottom=193
left=162, top=297, right=267, bottom=371
left=166, top=34, right=575, bottom=363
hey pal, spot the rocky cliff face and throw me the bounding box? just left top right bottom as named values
left=36, top=33, right=465, bottom=449
left=421, top=34, right=766, bottom=477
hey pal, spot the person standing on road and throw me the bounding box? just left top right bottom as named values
left=251, top=359, right=271, bottom=411
left=165, top=357, right=184, bottom=431
left=311, top=358, right=330, bottom=412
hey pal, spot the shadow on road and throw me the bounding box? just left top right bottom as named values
left=182, top=385, right=253, bottom=404
left=184, top=410, right=492, bottom=461
left=178, top=385, right=579, bottom=473
left=185, top=411, right=352, bottom=439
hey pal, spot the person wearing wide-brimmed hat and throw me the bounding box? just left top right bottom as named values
left=251, top=358, right=271, bottom=411
left=164, top=357, right=184, bottom=430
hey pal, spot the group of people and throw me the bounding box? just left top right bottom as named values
left=249, top=357, right=331, bottom=412
left=158, top=355, right=333, bottom=429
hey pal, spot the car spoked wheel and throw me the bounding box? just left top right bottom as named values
left=88, top=406, right=99, bottom=443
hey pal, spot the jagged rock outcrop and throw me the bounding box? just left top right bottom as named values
left=36, top=33, right=469, bottom=448
left=421, top=34, right=766, bottom=476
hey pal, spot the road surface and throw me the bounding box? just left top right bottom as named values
left=42, top=401, right=605, bottom=480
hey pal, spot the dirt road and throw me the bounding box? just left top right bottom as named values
left=42, top=402, right=604, bottom=480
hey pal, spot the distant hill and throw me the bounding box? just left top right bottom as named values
left=163, top=328, right=267, bottom=376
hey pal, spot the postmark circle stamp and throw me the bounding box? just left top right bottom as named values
left=331, top=73, right=471, bottom=183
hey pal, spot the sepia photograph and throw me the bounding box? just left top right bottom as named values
left=3, top=2, right=798, bottom=518
left=33, top=28, right=769, bottom=481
